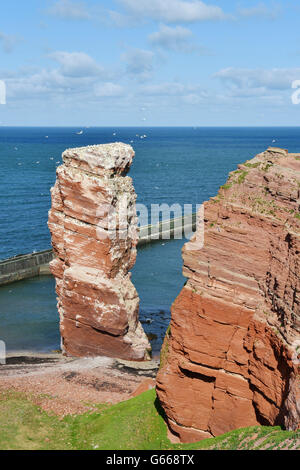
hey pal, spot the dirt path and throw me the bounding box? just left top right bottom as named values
left=0, top=353, right=158, bottom=416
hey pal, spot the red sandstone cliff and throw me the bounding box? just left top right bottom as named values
left=157, top=147, right=300, bottom=442
left=48, top=143, right=150, bottom=360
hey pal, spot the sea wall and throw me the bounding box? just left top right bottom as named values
left=0, top=215, right=197, bottom=286
left=138, top=213, right=197, bottom=245
left=0, top=250, right=54, bottom=286
left=157, top=148, right=300, bottom=442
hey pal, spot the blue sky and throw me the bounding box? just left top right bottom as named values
left=1, top=0, right=300, bottom=126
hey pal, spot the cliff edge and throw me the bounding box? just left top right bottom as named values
left=157, top=147, right=300, bottom=442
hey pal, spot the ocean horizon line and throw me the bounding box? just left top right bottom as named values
left=1, top=125, right=300, bottom=129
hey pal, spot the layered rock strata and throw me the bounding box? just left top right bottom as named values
left=48, top=143, right=150, bottom=360
left=157, top=148, right=300, bottom=442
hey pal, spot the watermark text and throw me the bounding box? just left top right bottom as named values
left=0, top=341, right=6, bottom=365
left=95, top=200, right=205, bottom=251
left=291, top=80, right=300, bottom=105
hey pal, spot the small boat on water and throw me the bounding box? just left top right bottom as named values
left=76, top=130, right=84, bottom=135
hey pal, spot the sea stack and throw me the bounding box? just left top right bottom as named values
left=157, top=148, right=300, bottom=442
left=48, top=143, right=150, bottom=360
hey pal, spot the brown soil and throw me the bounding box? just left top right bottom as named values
left=0, top=353, right=158, bottom=416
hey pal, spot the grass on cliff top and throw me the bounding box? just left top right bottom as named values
left=0, top=389, right=299, bottom=451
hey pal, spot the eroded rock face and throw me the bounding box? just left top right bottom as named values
left=48, top=143, right=150, bottom=360
left=157, top=148, right=300, bottom=442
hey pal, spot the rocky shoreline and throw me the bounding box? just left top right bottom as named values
left=0, top=351, right=158, bottom=416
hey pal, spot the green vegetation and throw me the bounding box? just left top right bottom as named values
left=295, top=213, right=300, bottom=221
left=243, top=162, right=261, bottom=169
left=220, top=183, right=233, bottom=191
left=249, top=196, right=280, bottom=218
left=262, top=163, right=273, bottom=172
left=223, top=169, right=249, bottom=188
left=237, top=170, right=249, bottom=184
left=213, top=157, right=291, bottom=204
left=211, top=194, right=224, bottom=203
left=0, top=390, right=72, bottom=450
left=206, top=426, right=300, bottom=451
left=0, top=389, right=299, bottom=450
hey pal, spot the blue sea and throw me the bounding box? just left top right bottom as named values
left=1, top=127, right=300, bottom=354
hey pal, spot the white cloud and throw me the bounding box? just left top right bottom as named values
left=182, top=93, right=203, bottom=104
left=140, top=82, right=187, bottom=96
left=149, top=25, right=193, bottom=52
left=118, top=0, right=226, bottom=23
left=137, top=82, right=210, bottom=108
left=4, top=52, right=119, bottom=101
left=108, top=10, right=137, bottom=28
left=215, top=67, right=300, bottom=91
left=0, top=32, right=21, bottom=53
left=5, top=68, right=97, bottom=100
left=139, top=82, right=208, bottom=101
left=94, top=82, right=124, bottom=97
left=49, top=51, right=107, bottom=78
left=238, top=3, right=280, bottom=19
left=47, top=0, right=91, bottom=20
left=122, top=49, right=154, bottom=80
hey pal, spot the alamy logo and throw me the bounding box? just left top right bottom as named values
left=0, top=80, right=6, bottom=105
left=95, top=199, right=205, bottom=251
left=291, top=80, right=300, bottom=105
left=0, top=341, right=6, bottom=365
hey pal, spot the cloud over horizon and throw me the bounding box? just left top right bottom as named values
left=215, top=67, right=300, bottom=92
left=1, top=0, right=299, bottom=126
left=117, top=0, right=226, bottom=23
left=49, top=51, right=108, bottom=78
left=149, top=25, right=194, bottom=52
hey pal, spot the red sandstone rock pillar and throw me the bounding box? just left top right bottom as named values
left=48, top=143, right=150, bottom=360
left=157, top=147, right=300, bottom=442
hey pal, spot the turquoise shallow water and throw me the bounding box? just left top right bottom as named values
left=1, top=127, right=300, bottom=352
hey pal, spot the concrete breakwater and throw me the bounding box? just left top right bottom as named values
left=0, top=213, right=197, bottom=287
left=0, top=250, right=55, bottom=286
left=138, top=213, right=197, bottom=245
